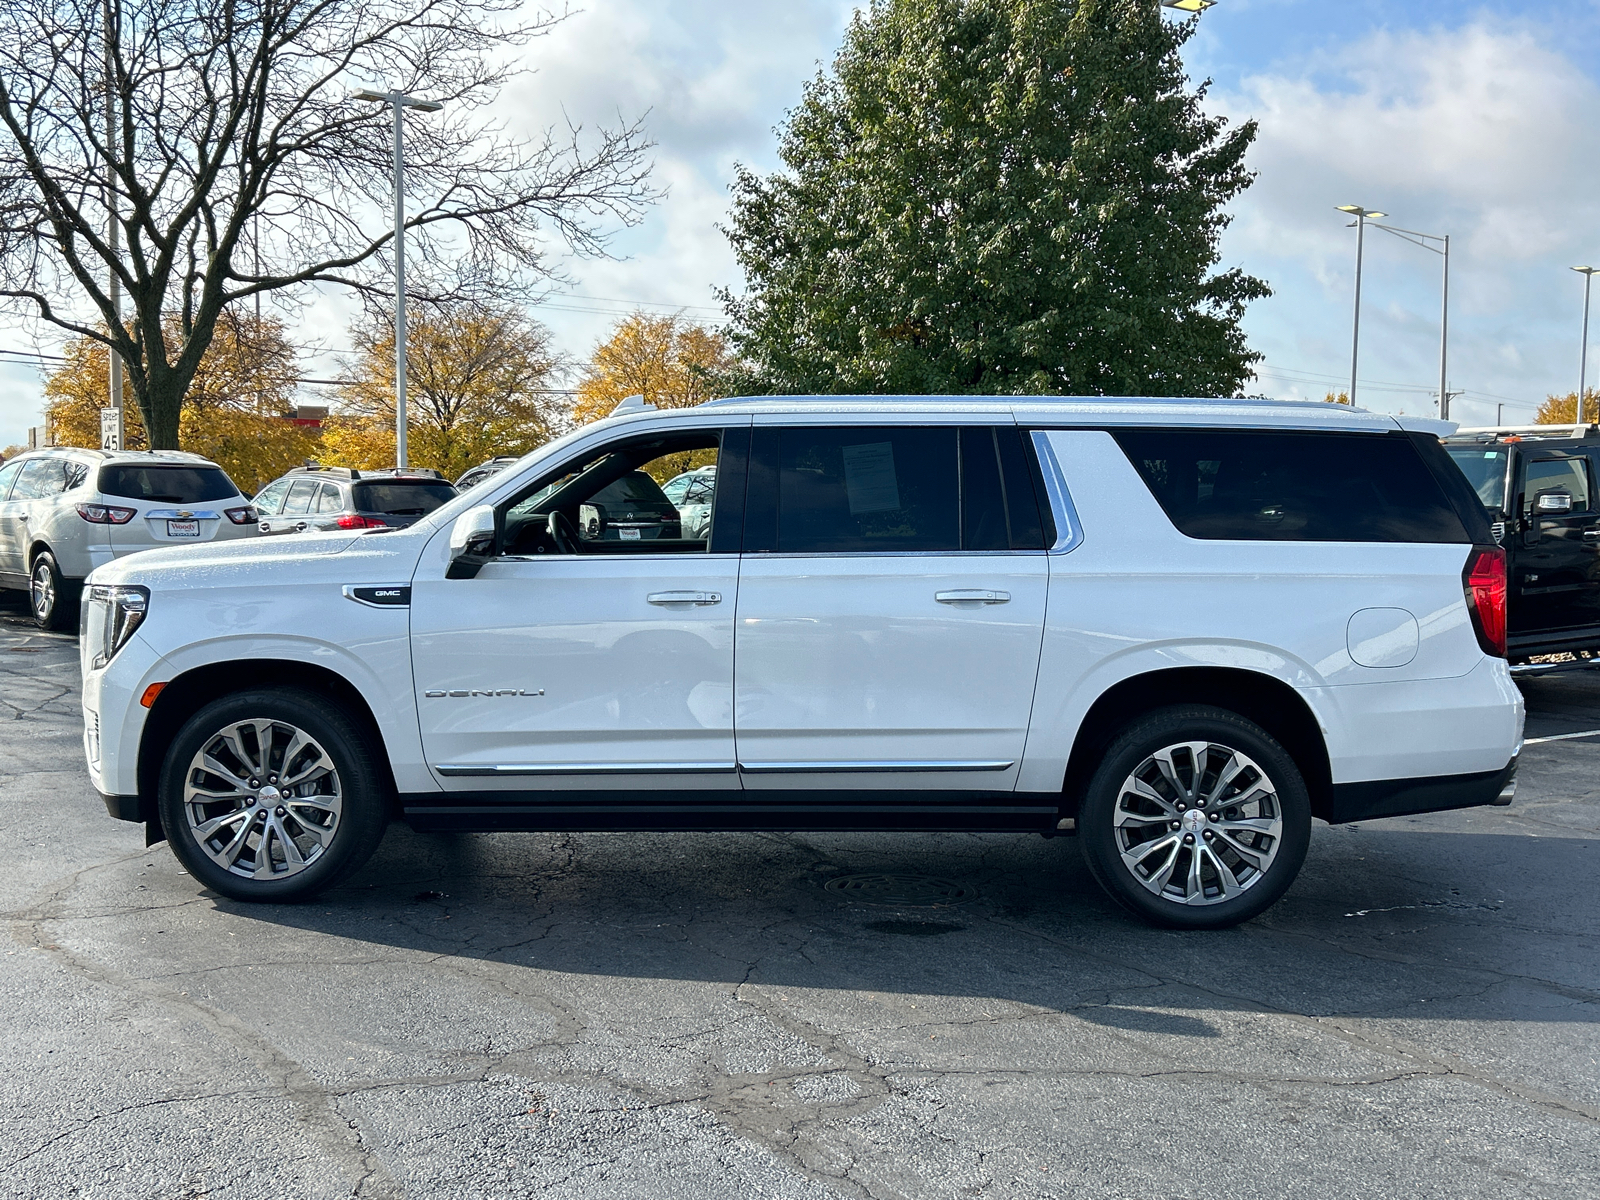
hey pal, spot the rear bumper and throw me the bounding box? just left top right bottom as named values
left=1324, top=756, right=1517, bottom=825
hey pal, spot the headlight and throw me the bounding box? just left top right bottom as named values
left=87, top=584, right=149, bottom=669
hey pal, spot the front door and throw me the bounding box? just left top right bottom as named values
left=734, top=424, right=1049, bottom=789
left=0, top=458, right=26, bottom=580
left=410, top=424, right=744, bottom=789
left=1511, top=452, right=1600, bottom=635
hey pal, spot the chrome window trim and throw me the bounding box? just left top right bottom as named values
left=436, top=762, right=737, bottom=777
left=1028, top=431, right=1085, bottom=555
left=737, top=760, right=1015, bottom=774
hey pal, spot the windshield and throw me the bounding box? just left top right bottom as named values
left=353, top=481, right=457, bottom=516
left=1445, top=447, right=1510, bottom=511
left=98, top=464, right=239, bottom=503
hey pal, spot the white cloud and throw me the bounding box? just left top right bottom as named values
left=1214, top=20, right=1600, bottom=420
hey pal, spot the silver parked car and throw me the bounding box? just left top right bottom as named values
left=0, top=448, right=258, bottom=629
left=660, top=464, right=716, bottom=540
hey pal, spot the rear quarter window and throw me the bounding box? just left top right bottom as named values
left=1111, top=428, right=1471, bottom=543
left=99, top=464, right=239, bottom=503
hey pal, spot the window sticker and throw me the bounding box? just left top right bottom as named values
left=841, top=442, right=900, bottom=514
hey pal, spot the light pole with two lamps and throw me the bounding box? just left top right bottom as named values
left=351, top=87, right=443, bottom=470
left=1572, top=266, right=1600, bottom=428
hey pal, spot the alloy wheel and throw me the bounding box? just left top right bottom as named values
left=1112, top=740, right=1284, bottom=906
left=182, top=718, right=343, bottom=880
left=29, top=560, right=54, bottom=621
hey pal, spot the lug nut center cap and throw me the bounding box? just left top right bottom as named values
left=257, top=785, right=282, bottom=804
left=1180, top=809, right=1207, bottom=835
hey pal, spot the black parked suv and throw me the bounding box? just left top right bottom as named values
left=1444, top=424, right=1600, bottom=660
left=252, top=466, right=457, bottom=535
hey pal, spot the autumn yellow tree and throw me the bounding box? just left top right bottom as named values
left=321, top=305, right=567, bottom=481
left=1323, top=391, right=1351, bottom=405
left=574, top=313, right=734, bottom=424
left=1534, top=390, right=1600, bottom=424
left=43, top=312, right=321, bottom=493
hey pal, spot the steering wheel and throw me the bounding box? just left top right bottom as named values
left=546, top=510, right=580, bottom=554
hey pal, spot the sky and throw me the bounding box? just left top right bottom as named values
left=4, top=0, right=1600, bottom=446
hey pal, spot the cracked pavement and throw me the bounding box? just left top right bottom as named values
left=1, top=591, right=1597, bottom=1199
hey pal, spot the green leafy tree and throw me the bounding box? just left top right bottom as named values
left=720, top=0, right=1269, bottom=397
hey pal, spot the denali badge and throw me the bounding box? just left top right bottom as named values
left=423, top=688, right=546, bottom=698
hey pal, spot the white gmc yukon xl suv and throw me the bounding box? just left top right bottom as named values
left=81, top=398, right=1523, bottom=929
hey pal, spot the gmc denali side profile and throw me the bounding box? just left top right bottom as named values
left=81, top=397, right=1524, bottom=929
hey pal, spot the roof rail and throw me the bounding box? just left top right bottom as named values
left=1450, top=424, right=1597, bottom=438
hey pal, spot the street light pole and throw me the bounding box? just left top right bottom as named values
left=1574, top=267, right=1599, bottom=427
left=1336, top=205, right=1386, bottom=406
left=352, top=88, right=443, bottom=469
left=1364, top=219, right=1451, bottom=418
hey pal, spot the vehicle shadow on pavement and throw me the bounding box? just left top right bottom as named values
left=216, top=819, right=1600, bottom=1029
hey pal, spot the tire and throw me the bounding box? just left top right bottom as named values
left=1078, top=705, right=1312, bottom=930
left=29, top=551, right=75, bottom=631
left=157, top=688, right=390, bottom=903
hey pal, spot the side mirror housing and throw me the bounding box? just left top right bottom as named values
left=1535, top=490, right=1574, bottom=515
left=446, top=504, right=496, bottom=579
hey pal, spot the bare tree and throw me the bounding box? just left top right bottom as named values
left=0, top=0, right=655, bottom=446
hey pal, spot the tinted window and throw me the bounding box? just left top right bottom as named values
left=961, top=427, right=1045, bottom=551
left=98, top=464, right=238, bottom=503
left=281, top=478, right=319, bottom=515
left=316, top=483, right=344, bottom=513
left=1113, top=429, right=1470, bottom=543
left=1523, top=457, right=1590, bottom=514
left=253, top=478, right=291, bottom=515
left=0, top=460, right=21, bottom=500
left=775, top=427, right=958, bottom=553
left=1445, top=446, right=1510, bottom=511
left=352, top=482, right=456, bottom=516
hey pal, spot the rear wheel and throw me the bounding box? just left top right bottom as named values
left=157, top=688, right=390, bottom=902
left=1078, top=706, right=1312, bottom=930
left=29, top=551, right=75, bottom=631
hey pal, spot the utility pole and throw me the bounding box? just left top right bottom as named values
left=351, top=88, right=443, bottom=469
left=1574, top=267, right=1599, bottom=427
left=103, top=0, right=123, bottom=433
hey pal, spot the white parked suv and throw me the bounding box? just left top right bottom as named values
left=0, top=448, right=258, bottom=630
left=80, top=398, right=1523, bottom=928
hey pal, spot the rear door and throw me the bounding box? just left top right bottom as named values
left=733, top=423, right=1049, bottom=789
left=263, top=478, right=318, bottom=534
left=1510, top=453, right=1600, bottom=634
left=0, top=458, right=40, bottom=580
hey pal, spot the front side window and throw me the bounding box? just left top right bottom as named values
left=1522, top=456, right=1591, bottom=515
left=0, top=459, right=21, bottom=500
left=500, top=431, right=722, bottom=556
left=253, top=478, right=291, bottom=515
left=1113, top=428, right=1470, bottom=543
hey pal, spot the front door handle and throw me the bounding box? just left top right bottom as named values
left=935, top=589, right=1011, bottom=604
left=647, top=590, right=722, bottom=606
left=1584, top=529, right=1600, bottom=540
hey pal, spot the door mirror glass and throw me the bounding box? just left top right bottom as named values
left=578, top=503, right=604, bottom=540
left=1536, top=490, right=1574, bottom=514
left=447, top=504, right=497, bottom=579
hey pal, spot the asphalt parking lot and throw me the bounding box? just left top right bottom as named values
left=1, top=591, right=1597, bottom=1200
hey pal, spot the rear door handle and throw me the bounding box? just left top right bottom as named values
left=935, top=589, right=1010, bottom=604
left=647, top=591, right=722, bottom=606
left=1584, top=529, right=1600, bottom=540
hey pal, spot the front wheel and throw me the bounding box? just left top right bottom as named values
left=157, top=688, right=390, bottom=902
left=1078, top=706, right=1312, bottom=930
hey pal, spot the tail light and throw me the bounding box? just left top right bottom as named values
left=1463, top=545, right=1507, bottom=658
left=224, top=506, right=258, bottom=525
left=76, top=504, right=137, bottom=524
left=335, top=514, right=388, bottom=529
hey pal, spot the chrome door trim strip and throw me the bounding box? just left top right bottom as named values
left=737, top=760, right=1015, bottom=774
left=434, top=762, right=738, bottom=777
left=1028, top=431, right=1085, bottom=555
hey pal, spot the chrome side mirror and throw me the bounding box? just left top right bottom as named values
left=446, top=504, right=496, bottom=579
left=1535, top=490, right=1574, bottom=515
